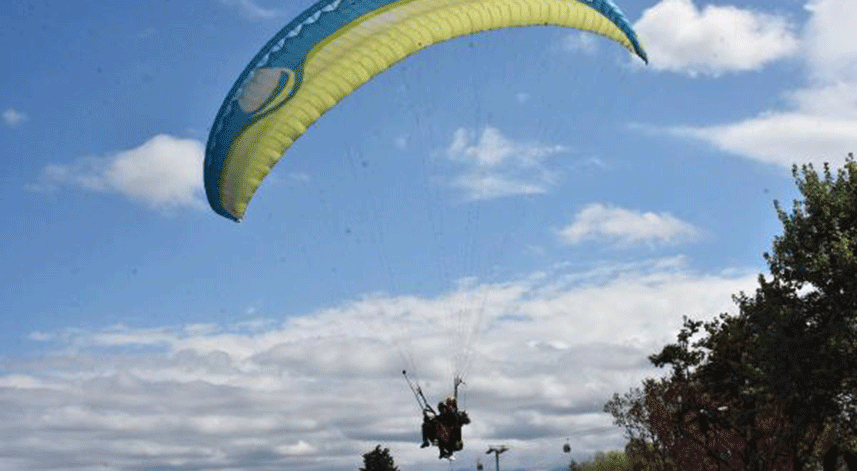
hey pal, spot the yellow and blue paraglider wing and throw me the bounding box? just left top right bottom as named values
left=204, top=0, right=647, bottom=221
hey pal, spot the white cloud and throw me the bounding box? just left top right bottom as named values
left=447, top=126, right=566, bottom=172
left=0, top=374, right=50, bottom=389
left=395, top=134, right=408, bottom=150
left=221, top=0, right=281, bottom=20
left=276, top=440, right=317, bottom=456
left=288, top=172, right=311, bottom=184
left=560, top=203, right=702, bottom=247
left=30, top=134, right=205, bottom=211
left=444, top=126, right=570, bottom=200
left=562, top=33, right=598, bottom=55
left=654, top=0, right=857, bottom=169
left=670, top=112, right=857, bottom=168
left=3, top=259, right=757, bottom=471
left=803, top=0, right=857, bottom=83
left=634, top=0, right=799, bottom=76
left=451, top=173, right=549, bottom=200
left=2, top=108, right=28, bottom=127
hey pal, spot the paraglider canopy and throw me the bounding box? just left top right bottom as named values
left=204, top=0, right=647, bottom=221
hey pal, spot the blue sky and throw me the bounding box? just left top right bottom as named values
left=1, top=0, right=855, bottom=470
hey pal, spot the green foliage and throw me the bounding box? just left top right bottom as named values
left=768, top=155, right=857, bottom=296
left=360, top=445, right=398, bottom=471
left=624, top=440, right=666, bottom=471
left=605, top=154, right=857, bottom=471
left=574, top=450, right=630, bottom=471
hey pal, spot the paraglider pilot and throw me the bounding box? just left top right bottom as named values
left=421, top=409, right=437, bottom=449
left=435, top=397, right=470, bottom=459
left=421, top=397, right=470, bottom=459
left=406, top=371, right=470, bottom=460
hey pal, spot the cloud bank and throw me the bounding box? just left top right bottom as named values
left=1, top=259, right=757, bottom=471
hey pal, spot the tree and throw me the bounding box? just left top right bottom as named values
left=606, top=319, right=751, bottom=471
left=742, top=155, right=857, bottom=469
left=606, top=155, right=857, bottom=471
left=604, top=382, right=671, bottom=471
left=360, top=445, right=399, bottom=471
